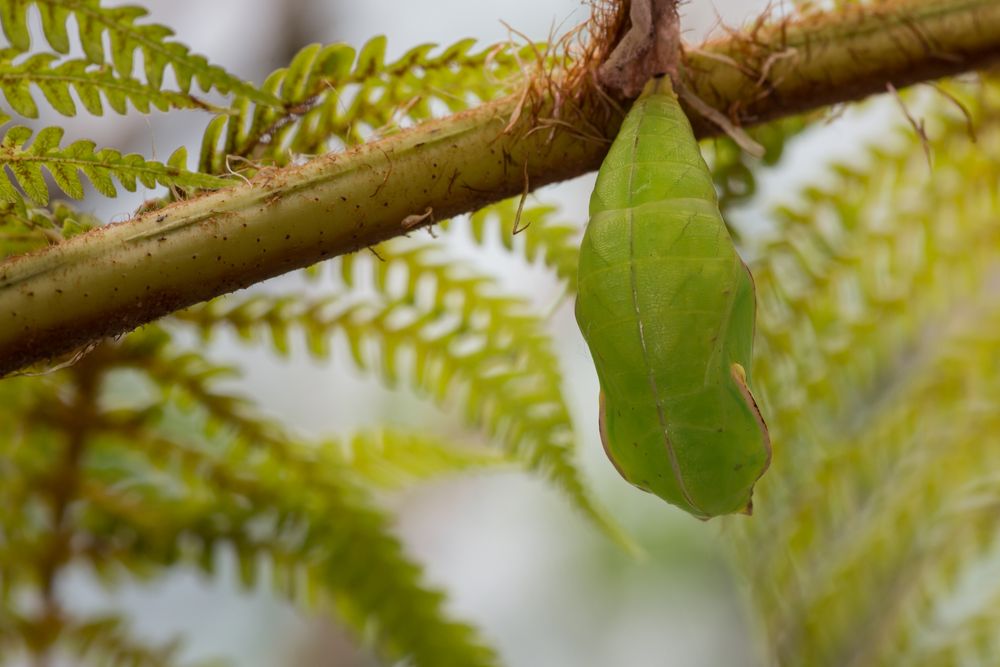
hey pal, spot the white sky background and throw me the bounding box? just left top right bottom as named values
left=9, top=1, right=904, bottom=666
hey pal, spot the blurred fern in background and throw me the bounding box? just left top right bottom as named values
left=1, top=0, right=999, bottom=665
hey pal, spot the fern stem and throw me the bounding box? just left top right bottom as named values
left=33, top=354, right=103, bottom=663
left=2, top=0, right=999, bottom=374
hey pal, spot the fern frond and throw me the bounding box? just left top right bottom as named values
left=744, top=106, right=991, bottom=493
left=0, top=0, right=280, bottom=107
left=742, top=80, right=994, bottom=446
left=0, top=125, right=227, bottom=203
left=905, top=567, right=1000, bottom=667
left=0, top=325, right=501, bottom=666
left=0, top=50, right=218, bottom=117
left=0, top=612, right=17, bottom=657
left=169, top=288, right=598, bottom=505
left=170, top=253, right=632, bottom=550
left=0, top=198, right=97, bottom=257
left=340, top=239, right=569, bottom=344
left=760, top=300, right=1000, bottom=664
left=839, top=314, right=1000, bottom=666
left=199, top=37, right=529, bottom=173
left=110, top=335, right=508, bottom=488
left=332, top=429, right=509, bottom=489
left=64, top=615, right=186, bottom=667
left=80, top=431, right=500, bottom=667
left=726, top=75, right=1000, bottom=664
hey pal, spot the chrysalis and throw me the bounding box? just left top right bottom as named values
left=575, top=76, right=771, bottom=520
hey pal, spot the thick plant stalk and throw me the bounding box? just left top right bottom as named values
left=2, top=0, right=1000, bottom=375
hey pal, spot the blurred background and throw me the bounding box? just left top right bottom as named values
left=13, top=1, right=904, bottom=665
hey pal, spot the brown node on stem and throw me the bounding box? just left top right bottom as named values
left=594, top=0, right=682, bottom=99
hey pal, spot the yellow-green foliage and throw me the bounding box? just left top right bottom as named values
left=199, top=37, right=535, bottom=174
left=0, top=0, right=278, bottom=104
left=728, top=77, right=1000, bottom=666
left=0, top=50, right=214, bottom=117
left=0, top=197, right=98, bottom=257
left=2, top=1, right=1000, bottom=666
left=0, top=124, right=225, bottom=204
left=174, top=239, right=628, bottom=549
left=0, top=328, right=503, bottom=666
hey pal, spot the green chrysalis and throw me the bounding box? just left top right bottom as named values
left=575, top=76, right=771, bottom=520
